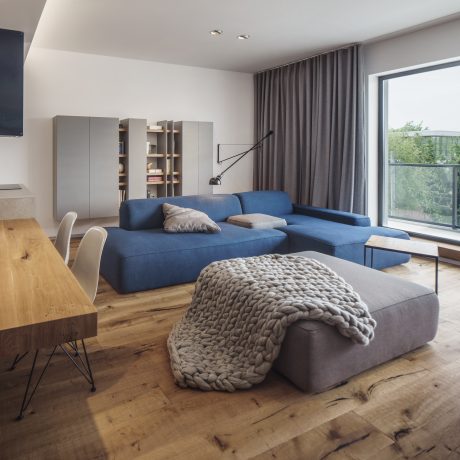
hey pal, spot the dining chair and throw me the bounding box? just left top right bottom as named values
left=71, top=226, right=108, bottom=303
left=64, top=226, right=108, bottom=392
left=54, top=212, right=77, bottom=265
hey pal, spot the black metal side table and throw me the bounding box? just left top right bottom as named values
left=364, top=235, right=439, bottom=294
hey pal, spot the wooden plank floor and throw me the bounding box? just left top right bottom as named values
left=1, top=244, right=460, bottom=459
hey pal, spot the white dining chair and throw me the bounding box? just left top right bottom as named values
left=66, top=226, right=108, bottom=392
left=71, top=226, right=108, bottom=303
left=54, top=212, right=77, bottom=265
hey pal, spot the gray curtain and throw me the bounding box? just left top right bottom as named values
left=254, top=44, right=366, bottom=213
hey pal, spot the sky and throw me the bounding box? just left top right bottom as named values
left=387, top=64, right=460, bottom=132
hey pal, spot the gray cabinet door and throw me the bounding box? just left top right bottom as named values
left=54, top=116, right=90, bottom=220
left=178, top=121, right=213, bottom=196
left=89, top=117, right=118, bottom=218
left=127, top=118, right=147, bottom=199
left=198, top=122, right=213, bottom=195
left=180, top=121, right=199, bottom=195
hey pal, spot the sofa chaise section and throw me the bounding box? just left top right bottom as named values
left=235, top=191, right=410, bottom=269
left=280, top=222, right=410, bottom=269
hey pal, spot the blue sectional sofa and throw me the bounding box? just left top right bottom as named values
left=101, top=191, right=410, bottom=293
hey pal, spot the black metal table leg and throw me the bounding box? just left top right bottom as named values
left=370, top=248, right=374, bottom=268
left=435, top=256, right=439, bottom=295
left=364, top=246, right=367, bottom=267
left=9, top=352, right=28, bottom=371
left=59, top=340, right=96, bottom=392
left=81, top=340, right=96, bottom=392
left=17, top=347, right=57, bottom=420
left=13, top=340, right=96, bottom=420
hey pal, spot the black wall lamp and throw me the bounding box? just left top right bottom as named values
left=209, top=130, right=273, bottom=185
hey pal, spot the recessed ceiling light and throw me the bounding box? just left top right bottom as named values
left=209, top=30, right=223, bottom=36
left=237, top=34, right=250, bottom=40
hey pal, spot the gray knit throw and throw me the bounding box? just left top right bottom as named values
left=168, top=254, right=376, bottom=392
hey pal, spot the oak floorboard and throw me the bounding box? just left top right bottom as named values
left=1, top=243, right=460, bottom=459
left=251, top=411, right=394, bottom=460
left=355, top=361, right=460, bottom=459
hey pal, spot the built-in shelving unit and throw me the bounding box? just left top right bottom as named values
left=145, top=120, right=182, bottom=198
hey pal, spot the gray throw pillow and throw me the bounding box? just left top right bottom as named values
left=227, top=213, right=287, bottom=229
left=163, top=203, right=221, bottom=233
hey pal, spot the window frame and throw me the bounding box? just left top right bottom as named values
left=377, top=60, right=460, bottom=229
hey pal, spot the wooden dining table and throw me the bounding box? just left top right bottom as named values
left=0, top=218, right=98, bottom=419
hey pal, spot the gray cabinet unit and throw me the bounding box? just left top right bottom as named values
left=54, top=116, right=118, bottom=220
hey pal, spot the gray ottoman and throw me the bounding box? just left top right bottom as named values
left=274, top=251, right=439, bottom=393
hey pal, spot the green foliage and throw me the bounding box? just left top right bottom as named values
left=388, top=121, right=460, bottom=164
left=388, top=121, right=460, bottom=225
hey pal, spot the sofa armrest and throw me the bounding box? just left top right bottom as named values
left=293, top=205, right=371, bottom=227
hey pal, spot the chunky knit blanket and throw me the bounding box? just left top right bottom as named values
left=168, top=254, right=376, bottom=392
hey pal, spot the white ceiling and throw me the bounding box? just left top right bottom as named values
left=0, top=0, right=47, bottom=53
left=28, top=0, right=460, bottom=73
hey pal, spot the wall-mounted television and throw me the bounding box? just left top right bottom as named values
left=0, top=28, right=24, bottom=137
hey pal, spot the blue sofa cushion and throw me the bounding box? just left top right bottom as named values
left=293, top=204, right=371, bottom=227
left=280, top=213, right=370, bottom=228
left=280, top=223, right=410, bottom=269
left=101, top=222, right=289, bottom=293
left=120, top=194, right=242, bottom=230
left=279, top=213, right=330, bottom=226
left=235, top=191, right=293, bottom=216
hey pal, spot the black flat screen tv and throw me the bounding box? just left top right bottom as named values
left=0, top=28, right=24, bottom=137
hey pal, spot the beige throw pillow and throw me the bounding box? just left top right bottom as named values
left=163, top=203, right=221, bottom=233
left=227, top=213, right=287, bottom=229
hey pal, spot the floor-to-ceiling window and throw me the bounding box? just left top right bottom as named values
left=379, top=61, right=460, bottom=241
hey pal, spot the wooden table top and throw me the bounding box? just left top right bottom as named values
left=0, top=219, right=97, bottom=357
left=365, top=235, right=439, bottom=258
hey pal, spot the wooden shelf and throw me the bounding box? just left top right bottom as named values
left=146, top=180, right=180, bottom=185
left=119, top=128, right=127, bottom=132
left=146, top=173, right=164, bottom=176
left=147, top=154, right=164, bottom=158
left=147, top=129, right=164, bottom=133
left=119, top=154, right=126, bottom=158
left=119, top=182, right=127, bottom=186
left=166, top=154, right=180, bottom=158
left=119, top=173, right=126, bottom=177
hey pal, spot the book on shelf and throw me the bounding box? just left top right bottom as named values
left=148, top=168, right=163, bottom=174
left=147, top=176, right=163, bottom=183
left=118, top=188, right=126, bottom=204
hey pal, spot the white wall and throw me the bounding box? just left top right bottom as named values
left=0, top=47, right=254, bottom=235
left=364, top=17, right=460, bottom=224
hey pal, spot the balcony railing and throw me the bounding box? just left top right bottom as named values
left=388, top=163, right=460, bottom=229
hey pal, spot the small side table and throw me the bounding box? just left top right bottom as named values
left=364, top=235, right=439, bottom=294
